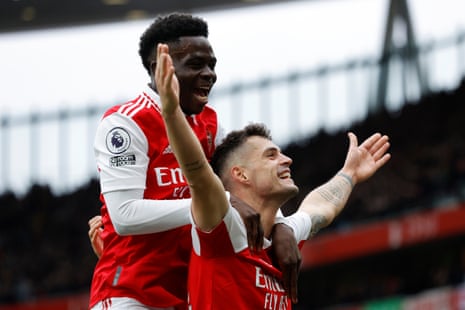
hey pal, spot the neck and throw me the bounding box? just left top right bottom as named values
left=235, top=190, right=284, bottom=238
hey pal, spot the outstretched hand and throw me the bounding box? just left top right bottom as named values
left=342, top=132, right=391, bottom=184
left=155, top=43, right=180, bottom=116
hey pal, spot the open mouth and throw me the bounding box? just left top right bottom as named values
left=193, top=87, right=210, bottom=103
left=278, top=171, right=292, bottom=179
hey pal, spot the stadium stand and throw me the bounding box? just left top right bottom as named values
left=1, top=77, right=464, bottom=309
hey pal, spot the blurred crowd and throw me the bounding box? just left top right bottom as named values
left=0, top=180, right=100, bottom=303
left=282, top=79, right=465, bottom=225
left=1, top=79, right=465, bottom=307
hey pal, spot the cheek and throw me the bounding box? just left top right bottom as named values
left=252, top=171, right=275, bottom=191
left=177, top=78, right=192, bottom=100
left=177, top=75, right=194, bottom=94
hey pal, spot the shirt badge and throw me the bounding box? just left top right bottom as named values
left=106, top=127, right=131, bottom=154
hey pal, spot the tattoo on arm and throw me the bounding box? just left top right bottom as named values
left=307, top=176, right=352, bottom=237
left=184, top=160, right=205, bottom=172
left=315, top=178, right=350, bottom=206
left=309, top=214, right=327, bottom=237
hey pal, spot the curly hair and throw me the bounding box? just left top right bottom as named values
left=211, top=123, right=272, bottom=179
left=138, top=13, right=209, bottom=75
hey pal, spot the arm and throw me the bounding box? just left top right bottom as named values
left=155, top=43, right=229, bottom=231
left=94, top=102, right=192, bottom=235
left=270, top=223, right=301, bottom=303
left=104, top=190, right=191, bottom=235
left=270, top=132, right=389, bottom=303
left=299, top=132, right=391, bottom=236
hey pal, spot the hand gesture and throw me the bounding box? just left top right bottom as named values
left=342, top=132, right=391, bottom=184
left=155, top=43, right=180, bottom=116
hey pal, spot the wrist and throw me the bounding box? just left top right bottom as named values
left=161, top=106, right=181, bottom=120
left=337, top=171, right=355, bottom=188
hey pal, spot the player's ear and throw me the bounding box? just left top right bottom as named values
left=232, top=166, right=249, bottom=184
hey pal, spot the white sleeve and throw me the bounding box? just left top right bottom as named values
left=95, top=113, right=191, bottom=235
left=94, top=113, right=149, bottom=193
left=278, top=211, right=313, bottom=242
left=274, top=208, right=285, bottom=221
left=215, top=123, right=226, bottom=147
left=104, top=189, right=191, bottom=236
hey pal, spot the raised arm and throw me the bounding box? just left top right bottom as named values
left=299, top=132, right=391, bottom=237
left=155, top=43, right=229, bottom=232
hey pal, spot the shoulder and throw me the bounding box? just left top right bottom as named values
left=102, top=93, right=163, bottom=131
left=119, top=92, right=161, bottom=119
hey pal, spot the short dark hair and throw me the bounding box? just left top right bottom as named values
left=138, top=13, right=209, bottom=75
left=211, top=123, right=272, bottom=178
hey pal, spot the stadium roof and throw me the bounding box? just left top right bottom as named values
left=0, top=0, right=302, bottom=33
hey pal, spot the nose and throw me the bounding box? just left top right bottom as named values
left=201, top=66, right=217, bottom=84
left=280, top=153, right=293, bottom=166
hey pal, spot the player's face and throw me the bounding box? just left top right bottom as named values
left=243, top=136, right=299, bottom=202
left=169, top=36, right=217, bottom=115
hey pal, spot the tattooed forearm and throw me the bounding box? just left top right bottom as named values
left=309, top=214, right=328, bottom=237
left=184, top=160, right=205, bottom=172
left=315, top=178, right=351, bottom=207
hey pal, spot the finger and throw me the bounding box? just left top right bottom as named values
left=90, top=227, right=103, bottom=243
left=256, top=220, right=264, bottom=250
left=246, top=220, right=255, bottom=252
left=156, top=45, right=171, bottom=88
left=88, top=215, right=100, bottom=226
left=165, top=62, right=175, bottom=91
left=159, top=54, right=168, bottom=87
left=89, top=217, right=100, bottom=227
left=90, top=228, right=97, bottom=241
left=288, top=264, right=299, bottom=304
left=156, top=44, right=168, bottom=66
left=160, top=57, right=176, bottom=95
left=248, top=214, right=263, bottom=252
left=281, top=264, right=290, bottom=297
left=89, top=220, right=101, bottom=231
left=281, top=260, right=299, bottom=304
left=155, top=44, right=163, bottom=82
left=347, top=132, right=358, bottom=150
left=244, top=214, right=255, bottom=252
left=372, top=139, right=390, bottom=161
left=375, top=153, right=392, bottom=170
left=256, top=216, right=262, bottom=251
left=369, top=135, right=389, bottom=157
left=359, top=132, right=382, bottom=150
left=156, top=43, right=162, bottom=63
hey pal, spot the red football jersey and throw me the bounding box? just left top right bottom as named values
left=90, top=86, right=220, bottom=309
left=188, top=207, right=308, bottom=310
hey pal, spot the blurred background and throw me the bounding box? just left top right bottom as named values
left=1, top=0, right=465, bottom=309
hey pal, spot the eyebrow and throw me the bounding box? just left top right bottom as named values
left=263, top=146, right=280, bottom=155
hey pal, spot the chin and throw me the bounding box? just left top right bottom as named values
left=289, top=186, right=299, bottom=196
left=189, top=104, right=207, bottom=115
left=280, top=185, right=299, bottom=200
